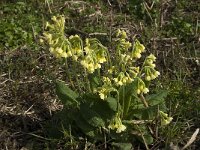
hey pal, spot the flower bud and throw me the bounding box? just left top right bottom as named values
left=143, top=88, right=149, bottom=94
left=146, top=76, right=151, bottom=81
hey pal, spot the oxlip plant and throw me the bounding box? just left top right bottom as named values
left=41, top=15, right=173, bottom=149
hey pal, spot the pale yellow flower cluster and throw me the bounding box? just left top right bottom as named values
left=49, top=47, right=68, bottom=58
left=81, top=38, right=107, bottom=73
left=69, top=35, right=83, bottom=61
left=96, top=77, right=116, bottom=100
left=96, top=30, right=148, bottom=99
left=159, top=111, right=173, bottom=126
left=113, top=72, right=133, bottom=86
left=42, top=15, right=73, bottom=59
left=42, top=16, right=107, bottom=74
left=108, top=113, right=126, bottom=133
left=144, top=54, right=160, bottom=81
left=116, top=29, right=132, bottom=53
left=132, top=39, right=146, bottom=59
left=120, top=54, right=132, bottom=64
left=136, top=78, right=149, bottom=94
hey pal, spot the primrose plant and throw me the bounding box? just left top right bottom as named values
left=41, top=15, right=173, bottom=146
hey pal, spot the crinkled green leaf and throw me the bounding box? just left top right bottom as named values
left=146, top=90, right=168, bottom=106
left=141, top=105, right=158, bottom=120
left=80, top=103, right=105, bottom=127
left=106, top=97, right=118, bottom=112
left=55, top=80, right=79, bottom=106
left=74, top=114, right=96, bottom=138
left=92, top=97, right=117, bottom=120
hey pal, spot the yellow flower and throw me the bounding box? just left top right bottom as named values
left=138, top=43, right=145, bottom=53
left=85, top=38, right=90, bottom=46
left=49, top=47, right=54, bottom=53
left=121, top=30, right=127, bottom=39
left=88, top=63, right=95, bottom=73
left=45, top=22, right=52, bottom=29
left=116, top=124, right=126, bottom=133
left=66, top=51, right=72, bottom=57
left=148, top=54, right=156, bottom=61
left=137, top=89, right=141, bottom=94
left=146, top=76, right=151, bottom=81
left=57, top=48, right=63, bottom=54
left=150, top=63, right=156, bottom=68
left=99, top=92, right=105, bottom=100
left=75, top=48, right=82, bottom=55
left=72, top=55, right=78, bottom=61
left=61, top=52, right=67, bottom=58
left=135, top=39, right=145, bottom=52
left=81, top=60, right=87, bottom=67
left=98, top=57, right=106, bottom=63
left=160, top=111, right=173, bottom=126
left=122, top=77, right=128, bottom=84
left=139, top=85, right=144, bottom=90
left=94, top=63, right=101, bottom=69
left=143, top=88, right=149, bottom=94
left=51, top=16, right=57, bottom=22
left=108, top=114, right=126, bottom=133
left=150, top=74, right=156, bottom=80
left=84, top=46, right=90, bottom=54
left=39, top=38, right=44, bottom=43
left=116, top=29, right=121, bottom=37
left=103, top=77, right=111, bottom=84
left=161, top=117, right=173, bottom=126
left=43, top=33, right=52, bottom=42
left=135, top=53, right=141, bottom=59
left=154, top=71, right=160, bottom=77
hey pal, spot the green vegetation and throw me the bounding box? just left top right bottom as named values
left=0, top=0, right=199, bottom=149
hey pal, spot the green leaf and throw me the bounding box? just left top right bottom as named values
left=141, top=105, right=158, bottom=120
left=146, top=90, right=168, bottom=106
left=143, top=133, right=154, bottom=145
left=112, top=142, right=132, bottom=150
left=80, top=103, right=105, bottom=127
left=55, top=80, right=79, bottom=106
left=81, top=94, right=117, bottom=120
left=92, top=97, right=117, bottom=120
left=119, top=81, right=138, bottom=117
left=132, top=104, right=158, bottom=120
left=146, top=90, right=168, bottom=111
left=74, top=113, right=96, bottom=137
left=135, top=125, right=154, bottom=145
left=106, top=97, right=118, bottom=112
left=88, top=73, right=100, bottom=90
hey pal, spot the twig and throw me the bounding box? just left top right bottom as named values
left=181, top=56, right=200, bottom=60
left=150, top=37, right=178, bottom=41
left=182, top=128, right=199, bottom=150
left=123, top=120, right=153, bottom=124
left=107, top=0, right=112, bottom=6
left=136, top=125, right=150, bottom=150
left=89, top=32, right=107, bottom=36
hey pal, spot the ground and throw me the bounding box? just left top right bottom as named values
left=0, top=0, right=200, bottom=149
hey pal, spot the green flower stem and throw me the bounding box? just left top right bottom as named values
left=72, top=61, right=82, bottom=92
left=105, top=48, right=112, bottom=68
left=116, top=91, right=121, bottom=114
left=123, top=95, right=131, bottom=119
left=84, top=69, right=92, bottom=92
left=65, top=59, right=75, bottom=89
left=121, top=85, right=125, bottom=119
